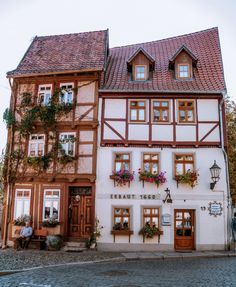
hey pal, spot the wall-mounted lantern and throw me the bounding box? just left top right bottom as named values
left=209, top=160, right=221, bottom=190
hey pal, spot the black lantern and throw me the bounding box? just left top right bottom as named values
left=209, top=160, right=221, bottom=190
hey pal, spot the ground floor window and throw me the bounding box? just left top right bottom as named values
left=14, top=189, right=31, bottom=219
left=142, top=207, right=160, bottom=227
left=43, top=190, right=60, bottom=220
left=113, top=207, right=131, bottom=230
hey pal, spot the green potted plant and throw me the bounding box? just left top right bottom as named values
left=13, top=215, right=31, bottom=226
left=42, top=217, right=59, bottom=228
left=138, top=169, right=167, bottom=187
left=86, top=217, right=104, bottom=249
left=175, top=170, right=199, bottom=188
left=139, top=222, right=163, bottom=243
left=46, top=234, right=63, bottom=251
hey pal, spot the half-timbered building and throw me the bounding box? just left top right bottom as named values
left=96, top=28, right=231, bottom=251
left=2, top=30, right=109, bottom=245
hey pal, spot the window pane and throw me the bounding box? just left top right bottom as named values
left=115, top=209, right=121, bottom=215
left=115, top=217, right=121, bottom=223
left=17, top=190, right=23, bottom=197
left=176, top=163, right=183, bottom=174
left=44, top=201, right=51, bottom=219
left=131, top=110, right=137, bottom=120
left=52, top=201, right=59, bottom=219
left=38, top=143, right=44, bottom=156
left=23, top=200, right=30, bottom=215
left=176, top=221, right=183, bottom=228
left=138, top=101, right=145, bottom=107
left=144, top=162, right=150, bottom=172
left=162, top=101, right=168, bottom=107
left=30, top=144, right=36, bottom=156
left=185, top=164, right=194, bottom=172
left=187, top=110, right=194, bottom=121
left=153, top=101, right=160, bottom=107
left=124, top=162, right=129, bottom=170
left=180, top=110, right=185, bottom=121
left=139, top=109, right=145, bottom=120
left=153, top=110, right=160, bottom=121
left=184, top=212, right=191, bottom=220
left=144, top=217, right=151, bottom=223
left=176, top=212, right=182, bottom=219
left=115, top=162, right=122, bottom=171
left=162, top=110, right=168, bottom=120
left=176, top=155, right=184, bottom=161
left=68, top=142, right=74, bottom=156
left=131, top=101, right=138, bottom=107
left=185, top=155, right=193, bottom=161
left=123, top=209, right=129, bottom=215
left=144, top=154, right=150, bottom=160
left=152, top=163, right=158, bottom=173
left=15, top=200, right=23, bottom=218
left=122, top=154, right=129, bottom=160
left=144, top=209, right=150, bottom=215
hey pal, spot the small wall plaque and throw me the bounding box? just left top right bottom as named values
left=208, top=201, right=223, bottom=217
left=162, top=214, right=171, bottom=226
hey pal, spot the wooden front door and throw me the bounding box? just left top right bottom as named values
left=174, top=209, right=195, bottom=250
left=69, top=187, right=93, bottom=239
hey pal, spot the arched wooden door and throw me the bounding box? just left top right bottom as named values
left=68, top=187, right=93, bottom=239
left=174, top=209, right=195, bottom=250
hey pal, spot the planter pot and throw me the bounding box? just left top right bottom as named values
left=42, top=225, right=60, bottom=235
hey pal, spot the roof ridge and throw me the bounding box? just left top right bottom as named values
left=36, top=29, right=108, bottom=39
left=110, top=27, right=218, bottom=49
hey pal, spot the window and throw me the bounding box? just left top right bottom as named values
left=38, top=85, right=52, bottom=105
left=143, top=207, right=160, bottom=227
left=178, top=100, right=195, bottom=123
left=59, top=132, right=76, bottom=156
left=114, top=153, right=130, bottom=171
left=60, top=83, right=74, bottom=104
left=143, top=153, right=159, bottom=173
left=14, top=189, right=31, bottom=219
left=130, top=100, right=146, bottom=122
left=174, top=154, right=194, bottom=175
left=28, top=134, right=45, bottom=157
left=114, top=207, right=130, bottom=230
left=178, top=65, right=189, bottom=78
left=43, top=190, right=60, bottom=220
left=135, top=65, right=146, bottom=80
left=153, top=101, right=169, bottom=122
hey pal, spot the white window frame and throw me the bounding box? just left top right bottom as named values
left=59, top=132, right=76, bottom=156
left=178, top=64, right=190, bottom=78
left=135, top=65, right=146, bottom=81
left=14, top=189, right=31, bottom=219
left=43, top=189, right=60, bottom=221
left=38, top=84, right=52, bottom=106
left=59, top=83, right=74, bottom=104
left=28, top=134, right=45, bottom=157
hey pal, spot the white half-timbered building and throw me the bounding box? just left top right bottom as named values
left=96, top=28, right=231, bottom=251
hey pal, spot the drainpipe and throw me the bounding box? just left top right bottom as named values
left=219, top=94, right=231, bottom=250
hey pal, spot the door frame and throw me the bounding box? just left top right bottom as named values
left=174, top=209, right=195, bottom=251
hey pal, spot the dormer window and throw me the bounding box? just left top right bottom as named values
left=135, top=65, right=146, bottom=81
left=178, top=64, right=189, bottom=78
left=127, top=47, right=155, bottom=82
left=169, top=45, right=198, bottom=80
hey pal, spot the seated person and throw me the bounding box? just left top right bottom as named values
left=15, top=221, right=33, bottom=250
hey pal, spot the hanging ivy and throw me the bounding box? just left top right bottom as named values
left=3, top=108, right=16, bottom=128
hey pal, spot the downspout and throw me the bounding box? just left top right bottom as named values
left=219, top=94, right=231, bottom=250
left=2, top=78, right=14, bottom=248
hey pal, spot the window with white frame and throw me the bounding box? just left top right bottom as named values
left=14, top=189, right=31, bottom=219
left=43, top=190, right=60, bottom=220
left=59, top=132, right=76, bottom=156
left=28, top=134, right=45, bottom=157
left=60, top=83, right=74, bottom=104
left=38, top=84, right=52, bottom=105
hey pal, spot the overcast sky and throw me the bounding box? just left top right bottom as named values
left=0, top=0, right=235, bottom=152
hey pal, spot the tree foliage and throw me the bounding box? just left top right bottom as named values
left=225, top=96, right=236, bottom=204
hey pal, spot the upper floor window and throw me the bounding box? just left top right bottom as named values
left=28, top=134, right=45, bottom=157
left=43, top=190, right=60, bottom=220
left=135, top=65, right=146, bottom=81
left=174, top=154, right=194, bottom=175
left=59, top=132, right=76, bottom=156
left=153, top=101, right=169, bottom=122
left=143, top=153, right=159, bottom=174
left=14, top=189, right=31, bottom=219
left=114, top=153, right=130, bottom=171
left=178, top=64, right=190, bottom=78
left=60, top=83, right=74, bottom=104
left=130, top=100, right=146, bottom=122
left=178, top=100, right=195, bottom=123
left=38, top=85, right=52, bottom=106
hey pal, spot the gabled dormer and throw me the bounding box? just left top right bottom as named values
left=169, top=45, right=198, bottom=80
left=127, top=47, right=155, bottom=81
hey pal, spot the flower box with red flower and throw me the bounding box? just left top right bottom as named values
left=138, top=170, right=167, bottom=187
left=110, top=170, right=134, bottom=187
left=175, top=170, right=199, bottom=188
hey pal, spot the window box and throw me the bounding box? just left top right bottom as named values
left=174, top=170, right=198, bottom=188
left=139, top=170, right=167, bottom=188
left=42, top=225, right=61, bottom=236
left=110, top=170, right=134, bottom=187
left=139, top=222, right=163, bottom=243
left=110, top=230, right=134, bottom=243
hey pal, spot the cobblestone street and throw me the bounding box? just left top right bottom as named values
left=1, top=257, right=236, bottom=287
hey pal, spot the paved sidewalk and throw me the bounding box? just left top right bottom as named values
left=0, top=248, right=235, bottom=273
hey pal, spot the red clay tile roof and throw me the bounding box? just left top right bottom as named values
left=8, top=30, right=108, bottom=77
left=102, top=27, right=226, bottom=93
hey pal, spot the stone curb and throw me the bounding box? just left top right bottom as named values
left=0, top=253, right=236, bottom=275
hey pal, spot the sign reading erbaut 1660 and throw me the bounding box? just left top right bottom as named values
left=208, top=201, right=223, bottom=217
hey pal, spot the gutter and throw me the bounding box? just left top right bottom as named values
left=219, top=94, right=232, bottom=250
